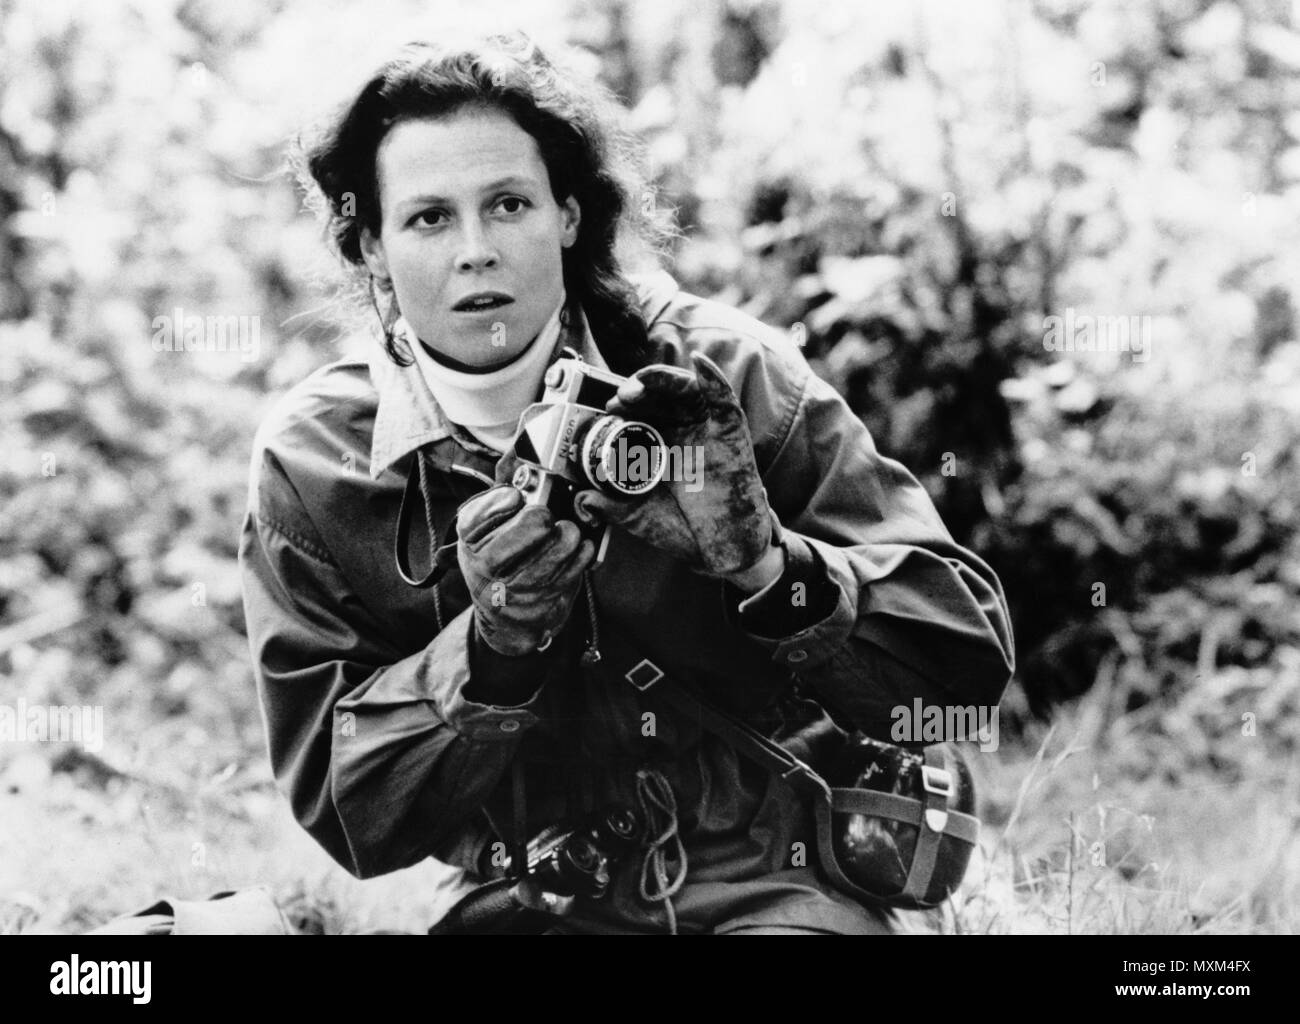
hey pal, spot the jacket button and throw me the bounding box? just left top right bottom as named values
left=499, top=719, right=521, bottom=733
left=787, top=649, right=808, bottom=664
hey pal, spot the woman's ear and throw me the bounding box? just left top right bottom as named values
left=359, top=226, right=390, bottom=284
left=560, top=196, right=581, bottom=249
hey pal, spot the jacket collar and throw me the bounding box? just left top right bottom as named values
left=367, top=269, right=680, bottom=480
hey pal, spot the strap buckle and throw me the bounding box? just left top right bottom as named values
left=921, top=765, right=952, bottom=834
left=921, top=765, right=952, bottom=799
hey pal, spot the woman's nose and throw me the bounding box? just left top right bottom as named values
left=455, top=220, right=499, bottom=271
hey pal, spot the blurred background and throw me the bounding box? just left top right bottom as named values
left=1, top=0, right=1297, bottom=934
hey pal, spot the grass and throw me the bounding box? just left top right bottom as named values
left=902, top=703, right=1300, bottom=935
left=0, top=744, right=473, bottom=936
left=2, top=690, right=1295, bottom=935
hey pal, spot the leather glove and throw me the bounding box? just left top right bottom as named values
left=573, top=351, right=774, bottom=578
left=456, top=485, right=596, bottom=656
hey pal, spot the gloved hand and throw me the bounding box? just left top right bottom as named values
left=456, top=485, right=596, bottom=656
left=573, top=351, right=774, bottom=579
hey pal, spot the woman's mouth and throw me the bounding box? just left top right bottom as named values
left=452, top=293, right=514, bottom=314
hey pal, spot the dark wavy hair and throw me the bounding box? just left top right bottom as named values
left=292, top=31, right=677, bottom=375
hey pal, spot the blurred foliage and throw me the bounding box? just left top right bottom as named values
left=2, top=0, right=1299, bottom=795
left=647, top=0, right=1300, bottom=737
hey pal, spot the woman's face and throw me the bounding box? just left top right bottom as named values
left=360, top=105, right=580, bottom=369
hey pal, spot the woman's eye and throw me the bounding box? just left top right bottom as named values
left=412, top=209, right=446, bottom=228
left=496, top=196, right=529, bottom=215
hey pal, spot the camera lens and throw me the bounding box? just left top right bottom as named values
left=557, top=834, right=611, bottom=898
left=565, top=836, right=601, bottom=875
left=578, top=415, right=666, bottom=496
left=604, top=809, right=638, bottom=841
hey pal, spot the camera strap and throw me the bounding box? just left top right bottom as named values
left=394, top=449, right=462, bottom=589
left=510, top=758, right=530, bottom=880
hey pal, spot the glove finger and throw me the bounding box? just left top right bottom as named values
left=605, top=365, right=706, bottom=424
left=504, top=537, right=595, bottom=606
left=690, top=351, right=739, bottom=405
left=493, top=546, right=593, bottom=634
left=559, top=536, right=597, bottom=579
left=507, top=519, right=585, bottom=584
left=629, top=364, right=698, bottom=396
left=456, top=486, right=525, bottom=544
left=560, top=532, right=598, bottom=578
left=573, top=488, right=639, bottom=527
left=472, top=505, right=562, bottom=577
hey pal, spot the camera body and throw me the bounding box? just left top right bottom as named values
left=431, top=806, right=644, bottom=934
left=509, top=354, right=667, bottom=554
left=479, top=805, right=644, bottom=899
left=521, top=806, right=643, bottom=899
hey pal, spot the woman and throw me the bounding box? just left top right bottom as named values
left=239, top=31, right=1015, bottom=934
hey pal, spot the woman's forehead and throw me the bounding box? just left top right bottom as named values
left=376, top=109, right=552, bottom=207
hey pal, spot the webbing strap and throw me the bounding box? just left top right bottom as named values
left=643, top=675, right=829, bottom=801
left=829, top=788, right=980, bottom=844
left=902, top=748, right=946, bottom=901
left=810, top=793, right=891, bottom=907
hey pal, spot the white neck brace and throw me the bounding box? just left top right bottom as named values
left=398, top=294, right=567, bottom=452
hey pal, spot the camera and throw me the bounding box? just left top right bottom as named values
left=430, top=805, right=644, bottom=935
left=509, top=354, right=667, bottom=551
left=513, top=805, right=643, bottom=900
left=475, top=804, right=644, bottom=899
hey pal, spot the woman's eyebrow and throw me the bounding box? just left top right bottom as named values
left=398, top=175, right=540, bottom=209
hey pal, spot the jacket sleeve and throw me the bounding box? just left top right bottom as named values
left=238, top=443, right=559, bottom=879
left=721, top=336, right=1016, bottom=738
